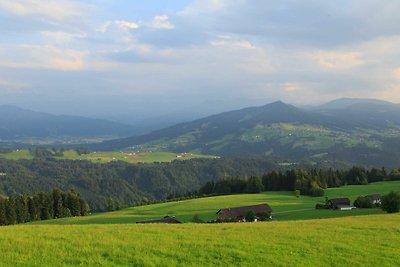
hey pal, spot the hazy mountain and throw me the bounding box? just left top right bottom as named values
left=93, top=99, right=400, bottom=167
left=0, top=105, right=137, bottom=140
left=316, top=98, right=396, bottom=110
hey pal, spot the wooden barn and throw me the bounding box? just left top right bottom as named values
left=136, top=216, right=182, bottom=224
left=216, top=204, right=272, bottom=221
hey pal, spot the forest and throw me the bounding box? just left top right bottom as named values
left=0, top=189, right=88, bottom=226
left=199, top=167, right=400, bottom=197
left=0, top=156, right=279, bottom=210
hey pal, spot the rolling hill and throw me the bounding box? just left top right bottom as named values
left=2, top=182, right=399, bottom=266
left=94, top=99, right=400, bottom=167
left=0, top=105, right=136, bottom=141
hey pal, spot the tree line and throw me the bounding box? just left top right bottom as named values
left=199, top=166, right=400, bottom=196
left=0, top=189, right=89, bottom=226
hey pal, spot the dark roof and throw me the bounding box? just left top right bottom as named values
left=216, top=204, right=272, bottom=219
left=365, top=194, right=381, bottom=200
left=328, top=198, right=351, bottom=205
left=136, top=216, right=182, bottom=224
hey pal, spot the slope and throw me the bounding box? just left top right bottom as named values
left=94, top=99, right=400, bottom=167
left=0, top=105, right=136, bottom=140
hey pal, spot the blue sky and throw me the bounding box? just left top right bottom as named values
left=0, top=0, right=400, bottom=120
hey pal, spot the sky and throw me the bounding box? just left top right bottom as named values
left=1, top=0, right=400, bottom=121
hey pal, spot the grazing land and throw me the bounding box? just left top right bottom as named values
left=1, top=214, right=399, bottom=266
left=0, top=149, right=216, bottom=164
left=35, top=181, right=400, bottom=225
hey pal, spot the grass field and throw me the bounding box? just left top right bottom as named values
left=35, top=181, right=400, bottom=225
left=2, top=214, right=399, bottom=266
left=0, top=149, right=216, bottom=164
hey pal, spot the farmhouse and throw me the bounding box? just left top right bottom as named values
left=136, top=216, right=182, bottom=224
left=365, top=194, right=382, bottom=205
left=327, top=198, right=352, bottom=210
left=216, top=204, right=272, bottom=221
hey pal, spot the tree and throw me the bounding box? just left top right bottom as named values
left=246, top=176, right=263, bottom=193
left=52, top=189, right=64, bottom=218
left=107, top=197, right=115, bottom=211
left=381, top=191, right=400, bottom=213
left=245, top=210, right=255, bottom=222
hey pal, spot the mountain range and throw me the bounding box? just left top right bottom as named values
left=0, top=105, right=136, bottom=142
left=93, top=98, right=400, bottom=167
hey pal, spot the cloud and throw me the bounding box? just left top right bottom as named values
left=311, top=51, right=365, bottom=70
left=0, top=45, right=86, bottom=70
left=2, top=0, right=400, bottom=116
left=0, top=0, right=88, bottom=22
left=152, top=15, right=175, bottom=30
left=98, top=20, right=140, bottom=33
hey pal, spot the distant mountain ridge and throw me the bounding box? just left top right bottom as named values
left=0, top=105, right=136, bottom=140
left=93, top=98, right=400, bottom=167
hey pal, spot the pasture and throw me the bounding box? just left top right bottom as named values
left=1, top=214, right=399, bottom=266
left=35, top=181, right=400, bottom=225
left=0, top=149, right=215, bottom=164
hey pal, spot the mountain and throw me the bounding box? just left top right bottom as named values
left=316, top=98, right=396, bottom=110
left=93, top=99, right=400, bottom=167
left=0, top=105, right=136, bottom=140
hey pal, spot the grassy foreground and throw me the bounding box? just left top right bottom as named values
left=2, top=214, right=399, bottom=266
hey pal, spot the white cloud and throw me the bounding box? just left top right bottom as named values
left=151, top=15, right=175, bottom=30
left=0, top=0, right=87, bottom=21
left=311, top=51, right=365, bottom=70
left=98, top=20, right=140, bottom=33
left=0, top=45, right=86, bottom=70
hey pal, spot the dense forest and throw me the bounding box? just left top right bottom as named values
left=200, top=167, right=400, bottom=196
left=0, top=189, right=88, bottom=226
left=0, top=157, right=281, bottom=210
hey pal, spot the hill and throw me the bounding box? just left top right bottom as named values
left=35, top=181, right=400, bottom=224
left=94, top=99, right=400, bottom=167
left=0, top=156, right=278, bottom=211
left=0, top=105, right=136, bottom=142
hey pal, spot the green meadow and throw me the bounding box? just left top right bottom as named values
left=35, top=181, right=400, bottom=225
left=1, top=181, right=399, bottom=266
left=1, top=214, right=399, bottom=266
left=0, top=149, right=216, bottom=164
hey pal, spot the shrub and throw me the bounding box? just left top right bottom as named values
left=191, top=214, right=204, bottom=223
left=354, top=196, right=373, bottom=208
left=245, top=210, right=255, bottom=222
left=381, top=191, right=400, bottom=213
left=259, top=212, right=271, bottom=221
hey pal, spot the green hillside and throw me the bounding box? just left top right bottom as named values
left=0, top=149, right=215, bottom=164
left=95, top=101, right=400, bottom=168
left=1, top=214, right=399, bottom=266
left=35, top=181, right=400, bottom=225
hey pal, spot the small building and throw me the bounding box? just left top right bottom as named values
left=136, top=216, right=182, bottom=224
left=216, top=204, right=272, bottom=221
left=365, top=194, right=382, bottom=205
left=327, top=198, right=351, bottom=209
